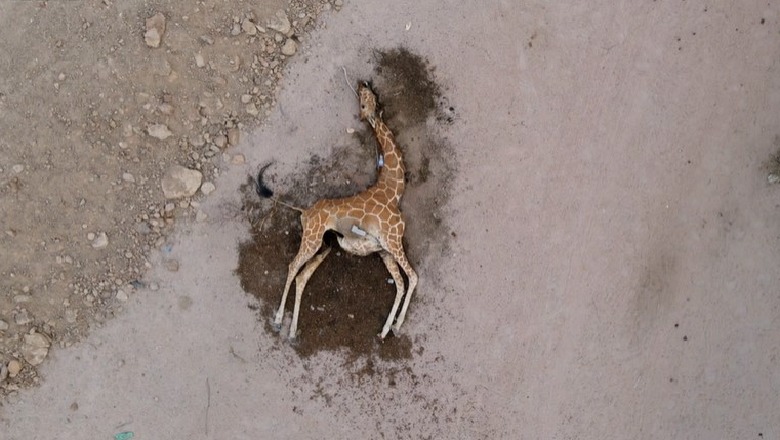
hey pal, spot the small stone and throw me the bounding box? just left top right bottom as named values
left=13, top=295, right=32, bottom=303
left=335, top=0, right=343, bottom=6
left=22, top=333, right=51, bottom=366
left=14, top=309, right=33, bottom=326
left=116, top=290, right=128, bottom=302
left=227, top=127, right=240, bottom=145
left=245, top=102, right=259, bottom=116
left=92, top=232, right=109, bottom=249
left=281, top=39, right=297, bottom=56
left=241, top=94, right=253, bottom=104
left=149, top=282, right=160, bottom=291
left=195, top=210, right=208, bottom=222
left=145, top=12, right=166, bottom=48
left=161, top=165, right=202, bottom=199
left=122, top=172, right=135, bottom=183
left=0, top=363, right=6, bottom=382
left=201, top=182, right=216, bottom=195
left=11, top=164, right=24, bottom=173
left=164, top=259, right=180, bottom=272
left=195, top=53, right=206, bottom=68
left=241, top=19, right=257, bottom=35
left=346, top=127, right=355, bottom=134
left=768, top=173, right=780, bottom=184
left=87, top=232, right=96, bottom=241
left=0, top=319, right=8, bottom=331
left=147, top=123, right=173, bottom=140
left=231, top=154, right=246, bottom=165
left=7, top=360, right=21, bottom=378
left=267, top=10, right=291, bottom=35
left=213, top=134, right=227, bottom=148
left=158, top=103, right=174, bottom=115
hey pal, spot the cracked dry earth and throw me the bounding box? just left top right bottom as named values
left=0, top=0, right=337, bottom=397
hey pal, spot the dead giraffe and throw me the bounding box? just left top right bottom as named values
left=256, top=81, right=418, bottom=340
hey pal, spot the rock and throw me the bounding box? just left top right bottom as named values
left=231, top=154, right=246, bottom=165
left=147, top=124, right=173, bottom=140
left=122, top=172, right=135, bottom=183
left=87, top=232, right=96, bottom=241
left=13, top=295, right=31, bottom=303
left=195, top=210, right=208, bottom=222
left=116, top=290, right=128, bottom=302
left=201, top=182, right=216, bottom=195
left=161, top=165, right=202, bottom=199
left=11, top=164, right=24, bottom=173
left=227, top=127, right=240, bottom=145
left=267, top=10, right=291, bottom=35
left=91, top=232, right=109, bottom=249
left=213, top=134, right=227, bottom=148
left=0, top=363, right=7, bottom=382
left=14, top=309, right=32, bottom=326
left=768, top=173, right=780, bottom=184
left=245, top=103, right=259, bottom=116
left=7, top=360, right=21, bottom=378
left=335, top=0, right=343, bottom=6
left=281, top=39, right=297, bottom=56
left=195, top=53, right=206, bottom=68
left=0, top=319, right=8, bottom=331
left=22, top=333, right=51, bottom=366
left=241, top=19, right=257, bottom=35
left=241, top=94, right=253, bottom=104
left=164, top=259, right=179, bottom=272
left=144, top=13, right=166, bottom=48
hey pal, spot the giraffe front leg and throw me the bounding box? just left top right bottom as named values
left=379, top=251, right=406, bottom=339
left=288, top=246, right=331, bottom=339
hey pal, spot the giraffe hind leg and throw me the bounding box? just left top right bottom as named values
left=379, top=251, right=406, bottom=339
left=389, top=247, right=418, bottom=334
left=273, top=226, right=324, bottom=329
left=288, top=246, right=331, bottom=339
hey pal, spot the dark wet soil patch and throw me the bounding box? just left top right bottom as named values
left=236, top=46, right=456, bottom=362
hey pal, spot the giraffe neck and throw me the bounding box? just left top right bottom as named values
left=372, top=120, right=405, bottom=204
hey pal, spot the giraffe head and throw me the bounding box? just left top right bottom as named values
left=358, top=81, right=380, bottom=127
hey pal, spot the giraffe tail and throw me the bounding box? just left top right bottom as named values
left=255, top=163, right=305, bottom=213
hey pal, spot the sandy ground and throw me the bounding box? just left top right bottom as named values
left=3, top=0, right=780, bottom=438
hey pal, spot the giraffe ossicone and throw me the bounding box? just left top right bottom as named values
left=256, top=81, right=418, bottom=340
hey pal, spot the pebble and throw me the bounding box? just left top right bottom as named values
left=12, top=164, right=24, bottom=173
left=245, top=103, right=259, bottom=116
left=7, top=360, right=21, bottom=378
left=768, top=173, right=780, bottom=184
left=213, top=134, right=227, bottom=148
left=116, top=290, right=129, bottom=302
left=227, top=127, right=240, bottom=145
left=195, top=53, right=206, bottom=68
left=195, top=210, right=208, bottom=222
left=267, top=10, right=292, bottom=35
left=122, top=172, right=136, bottom=183
left=92, top=232, right=109, bottom=249
left=0, top=319, right=8, bottom=331
left=200, top=182, right=216, bottom=195
left=161, top=165, right=202, bottom=199
left=13, top=295, right=32, bottom=303
left=240, top=94, right=253, bottom=104
left=144, top=12, right=166, bottom=48
left=241, top=19, right=257, bottom=35
left=147, top=123, right=173, bottom=140
left=231, top=154, right=246, bottom=165
left=335, top=0, right=343, bottom=6
left=0, top=363, right=6, bottom=382
left=14, top=309, right=33, bottom=326
left=164, top=259, right=180, bottom=272
left=87, top=232, right=96, bottom=241
left=346, top=127, right=355, bottom=134
left=281, top=39, right=297, bottom=56
left=149, top=282, right=160, bottom=291
left=22, top=333, right=51, bottom=366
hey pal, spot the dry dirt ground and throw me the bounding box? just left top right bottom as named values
left=0, top=0, right=329, bottom=391
left=2, top=0, right=780, bottom=438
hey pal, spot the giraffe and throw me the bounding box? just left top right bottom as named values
left=256, top=81, right=418, bottom=340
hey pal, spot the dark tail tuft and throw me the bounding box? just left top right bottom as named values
left=255, top=163, right=274, bottom=198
